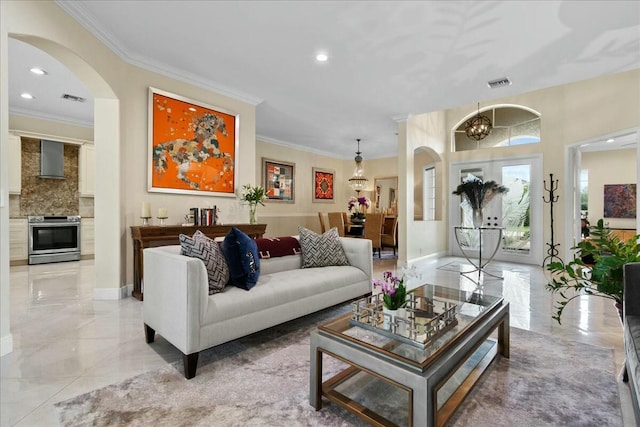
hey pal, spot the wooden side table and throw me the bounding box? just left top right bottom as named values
left=130, top=224, right=266, bottom=300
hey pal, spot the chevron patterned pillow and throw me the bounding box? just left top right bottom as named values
left=298, top=226, right=350, bottom=268
left=179, top=230, right=230, bottom=294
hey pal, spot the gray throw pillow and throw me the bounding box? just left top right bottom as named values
left=179, top=230, right=230, bottom=294
left=298, top=226, right=350, bottom=268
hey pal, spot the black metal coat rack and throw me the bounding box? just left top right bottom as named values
left=542, top=173, right=560, bottom=266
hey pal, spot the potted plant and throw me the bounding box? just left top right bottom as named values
left=546, top=219, right=640, bottom=324
left=240, top=184, right=266, bottom=224
left=373, top=270, right=408, bottom=330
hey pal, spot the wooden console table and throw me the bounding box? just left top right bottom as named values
left=130, top=224, right=267, bottom=300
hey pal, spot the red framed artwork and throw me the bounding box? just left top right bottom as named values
left=313, top=167, right=335, bottom=203
left=148, top=87, right=239, bottom=196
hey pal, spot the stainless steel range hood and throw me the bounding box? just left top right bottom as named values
left=39, top=140, right=65, bottom=179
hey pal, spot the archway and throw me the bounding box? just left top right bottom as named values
left=11, top=35, right=122, bottom=294
left=1, top=34, right=122, bottom=355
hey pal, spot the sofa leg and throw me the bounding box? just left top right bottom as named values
left=144, top=324, right=155, bottom=344
left=183, top=352, right=199, bottom=379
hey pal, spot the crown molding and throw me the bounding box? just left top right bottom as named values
left=55, top=1, right=263, bottom=106
left=256, top=134, right=350, bottom=160
left=10, top=107, right=94, bottom=128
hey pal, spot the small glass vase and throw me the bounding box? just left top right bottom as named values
left=249, top=204, right=257, bottom=224
left=472, top=208, right=484, bottom=228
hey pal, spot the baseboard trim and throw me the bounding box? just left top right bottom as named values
left=1, top=333, right=14, bottom=357
left=93, top=284, right=132, bottom=300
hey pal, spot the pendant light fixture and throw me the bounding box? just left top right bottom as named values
left=348, top=138, right=368, bottom=194
left=464, top=103, right=492, bottom=141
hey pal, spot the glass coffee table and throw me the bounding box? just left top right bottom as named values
left=309, top=283, right=509, bottom=427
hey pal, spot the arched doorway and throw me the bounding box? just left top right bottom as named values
left=10, top=35, right=122, bottom=294
left=1, top=34, right=122, bottom=355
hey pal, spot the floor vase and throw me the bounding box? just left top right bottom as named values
left=472, top=208, right=484, bottom=228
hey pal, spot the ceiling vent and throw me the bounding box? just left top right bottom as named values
left=487, top=77, right=512, bottom=89
left=61, top=93, right=87, bottom=103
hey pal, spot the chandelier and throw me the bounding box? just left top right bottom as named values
left=464, top=103, right=492, bottom=141
left=348, top=138, right=368, bottom=194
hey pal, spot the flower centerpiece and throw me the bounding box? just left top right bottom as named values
left=347, top=196, right=370, bottom=223
left=373, top=271, right=407, bottom=310
left=452, top=173, right=508, bottom=227
left=240, top=184, right=266, bottom=224
left=373, top=270, right=408, bottom=330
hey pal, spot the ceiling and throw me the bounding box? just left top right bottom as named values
left=8, top=1, right=640, bottom=159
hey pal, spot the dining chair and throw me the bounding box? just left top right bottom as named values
left=327, top=212, right=346, bottom=237
left=381, top=216, right=398, bottom=256
left=364, top=212, right=384, bottom=257
left=317, top=212, right=327, bottom=234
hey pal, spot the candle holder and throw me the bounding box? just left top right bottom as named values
left=157, top=217, right=168, bottom=226
left=141, top=216, right=151, bottom=226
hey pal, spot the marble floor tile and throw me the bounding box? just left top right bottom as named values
left=1, top=256, right=636, bottom=426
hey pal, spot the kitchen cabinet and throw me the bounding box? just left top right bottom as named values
left=9, top=219, right=28, bottom=263
left=79, top=144, right=95, bottom=197
left=8, top=134, right=21, bottom=194
left=81, top=218, right=95, bottom=256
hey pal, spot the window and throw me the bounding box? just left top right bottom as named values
left=423, top=166, right=436, bottom=221
left=580, top=169, right=589, bottom=212
left=454, top=106, right=540, bottom=152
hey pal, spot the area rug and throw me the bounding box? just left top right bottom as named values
left=55, top=305, right=622, bottom=427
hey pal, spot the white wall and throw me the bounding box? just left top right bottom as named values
left=1, top=4, right=11, bottom=356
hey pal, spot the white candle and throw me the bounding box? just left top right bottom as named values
left=158, top=208, right=168, bottom=218
left=141, top=202, right=151, bottom=218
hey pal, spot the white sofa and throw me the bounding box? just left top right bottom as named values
left=143, top=236, right=372, bottom=378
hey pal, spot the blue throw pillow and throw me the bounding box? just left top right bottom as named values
left=221, top=227, right=260, bottom=290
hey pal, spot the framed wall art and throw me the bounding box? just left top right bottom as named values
left=312, top=167, right=335, bottom=203
left=262, top=158, right=295, bottom=202
left=148, top=87, right=239, bottom=196
left=604, top=184, right=637, bottom=219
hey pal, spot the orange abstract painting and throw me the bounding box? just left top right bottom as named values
left=149, top=88, right=238, bottom=195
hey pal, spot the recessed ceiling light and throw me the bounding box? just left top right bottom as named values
left=188, top=107, right=197, bottom=112
left=316, top=53, right=328, bottom=62
left=30, top=67, right=47, bottom=75
left=21, top=93, right=34, bottom=99
left=606, top=138, right=615, bottom=143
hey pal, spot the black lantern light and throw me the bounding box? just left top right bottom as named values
left=464, top=103, right=492, bottom=141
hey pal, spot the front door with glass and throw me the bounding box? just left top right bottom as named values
left=450, top=156, right=542, bottom=265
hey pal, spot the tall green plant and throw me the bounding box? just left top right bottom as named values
left=546, top=219, right=640, bottom=324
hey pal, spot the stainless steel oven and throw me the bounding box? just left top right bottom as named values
left=28, top=216, right=81, bottom=264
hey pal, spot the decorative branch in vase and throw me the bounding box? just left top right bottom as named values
left=452, top=173, right=508, bottom=227
left=240, top=184, right=266, bottom=224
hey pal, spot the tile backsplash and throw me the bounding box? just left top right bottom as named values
left=17, top=137, right=81, bottom=216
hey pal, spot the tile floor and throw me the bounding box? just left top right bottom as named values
left=1, top=256, right=636, bottom=426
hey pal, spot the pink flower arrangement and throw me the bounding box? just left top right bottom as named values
left=372, top=271, right=407, bottom=310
